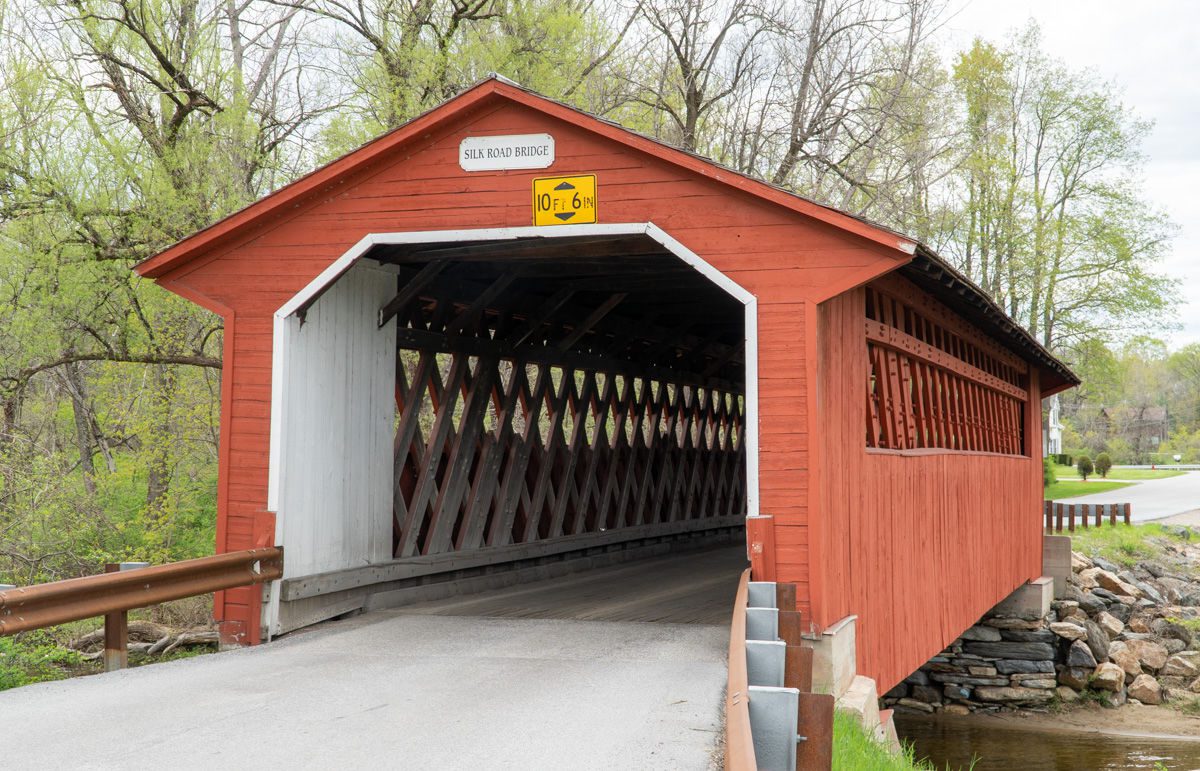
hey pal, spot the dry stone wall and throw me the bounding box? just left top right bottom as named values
left=884, top=544, right=1200, bottom=715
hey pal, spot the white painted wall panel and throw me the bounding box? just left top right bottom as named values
left=273, top=260, right=396, bottom=581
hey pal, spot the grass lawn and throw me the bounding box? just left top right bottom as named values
left=1052, top=464, right=1184, bottom=481
left=1043, top=479, right=1132, bottom=500
left=1070, top=523, right=1194, bottom=570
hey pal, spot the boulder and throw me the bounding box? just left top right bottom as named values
left=1189, top=676, right=1200, bottom=694
left=1000, top=629, right=1057, bottom=644
left=1079, top=593, right=1108, bottom=616
left=964, top=641, right=1056, bottom=660
left=1128, top=617, right=1152, bottom=634
left=904, top=670, right=931, bottom=687
left=1056, top=685, right=1081, bottom=703
left=973, top=686, right=1055, bottom=704
left=1180, top=591, right=1200, bottom=608
left=930, top=673, right=1010, bottom=687
left=1050, top=622, right=1088, bottom=641
left=897, top=697, right=935, bottom=714
left=1097, top=569, right=1141, bottom=596
left=1063, top=608, right=1090, bottom=625
left=1108, top=643, right=1143, bottom=678
left=1093, top=556, right=1119, bottom=572
left=967, top=666, right=998, bottom=677
left=1151, top=618, right=1194, bottom=648
left=1092, top=588, right=1121, bottom=603
left=884, top=682, right=909, bottom=700
left=1091, top=662, right=1125, bottom=692
left=1058, top=667, right=1091, bottom=690
left=1012, top=677, right=1056, bottom=689
left=1067, top=640, right=1098, bottom=668
left=1072, top=552, right=1094, bottom=572
left=911, top=685, right=941, bottom=704
left=1107, top=603, right=1133, bottom=624
left=1097, top=611, right=1125, bottom=639
left=1078, top=567, right=1102, bottom=590
left=1135, top=581, right=1166, bottom=605
left=1166, top=638, right=1188, bottom=655
left=1083, top=620, right=1110, bottom=663
left=995, top=659, right=1055, bottom=675
left=943, top=704, right=971, bottom=716
left=1127, top=674, right=1162, bottom=705
left=1161, top=652, right=1200, bottom=679
left=1125, top=639, right=1169, bottom=671
left=984, top=617, right=1046, bottom=631
left=960, top=625, right=1002, bottom=642
left=943, top=684, right=972, bottom=701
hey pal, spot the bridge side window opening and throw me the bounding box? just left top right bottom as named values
left=864, top=283, right=1027, bottom=455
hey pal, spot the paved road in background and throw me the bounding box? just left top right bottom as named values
left=0, top=547, right=743, bottom=770
left=1055, top=471, right=1200, bottom=523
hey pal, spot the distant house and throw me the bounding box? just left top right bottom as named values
left=1098, top=405, right=1169, bottom=455
left=1043, top=394, right=1063, bottom=457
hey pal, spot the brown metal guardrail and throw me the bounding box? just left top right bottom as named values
left=1044, top=501, right=1131, bottom=532
left=0, top=547, right=282, bottom=671
left=726, top=569, right=833, bottom=771
left=726, top=568, right=758, bottom=770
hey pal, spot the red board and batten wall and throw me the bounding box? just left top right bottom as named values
left=816, top=285, right=1048, bottom=693
left=135, top=78, right=1071, bottom=692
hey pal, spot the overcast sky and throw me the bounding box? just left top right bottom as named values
left=940, top=0, right=1199, bottom=350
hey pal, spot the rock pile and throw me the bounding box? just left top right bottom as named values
left=883, top=543, right=1200, bottom=714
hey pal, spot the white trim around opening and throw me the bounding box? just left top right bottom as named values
left=267, top=221, right=761, bottom=530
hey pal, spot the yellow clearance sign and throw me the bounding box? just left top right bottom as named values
left=533, top=175, right=597, bottom=226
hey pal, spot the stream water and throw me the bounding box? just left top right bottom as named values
left=894, top=713, right=1200, bottom=770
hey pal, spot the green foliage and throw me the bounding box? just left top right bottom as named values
left=1070, top=523, right=1189, bottom=569
left=1043, top=457, right=1056, bottom=488
left=1043, top=479, right=1130, bottom=500
left=0, top=632, right=89, bottom=691
left=1076, top=455, right=1094, bottom=481
left=1094, top=453, right=1113, bottom=478
left=833, top=711, right=951, bottom=770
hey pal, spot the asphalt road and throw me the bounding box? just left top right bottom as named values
left=1055, top=470, right=1200, bottom=523
left=1, top=547, right=744, bottom=770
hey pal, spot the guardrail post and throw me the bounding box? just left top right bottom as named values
left=102, top=562, right=150, bottom=673
left=102, top=564, right=128, bottom=672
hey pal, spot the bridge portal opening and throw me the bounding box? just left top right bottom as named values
left=267, top=225, right=753, bottom=635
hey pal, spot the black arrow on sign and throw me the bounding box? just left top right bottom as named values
left=553, top=181, right=575, bottom=190
left=555, top=212, right=575, bottom=221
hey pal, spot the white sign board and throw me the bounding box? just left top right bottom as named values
left=459, top=133, right=555, bottom=171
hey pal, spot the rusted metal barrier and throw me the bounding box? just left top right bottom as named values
left=0, top=547, right=282, bottom=671
left=1044, top=501, right=1131, bottom=533
left=726, top=569, right=758, bottom=770
left=726, top=570, right=834, bottom=771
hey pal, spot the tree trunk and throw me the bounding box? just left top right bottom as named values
left=63, top=361, right=98, bottom=495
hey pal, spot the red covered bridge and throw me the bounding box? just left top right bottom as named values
left=134, top=77, right=1077, bottom=697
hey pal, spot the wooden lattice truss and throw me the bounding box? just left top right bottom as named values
left=371, top=236, right=748, bottom=559
left=864, top=275, right=1028, bottom=454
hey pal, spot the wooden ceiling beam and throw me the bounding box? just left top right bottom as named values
left=556, top=294, right=627, bottom=352
left=378, top=259, right=449, bottom=327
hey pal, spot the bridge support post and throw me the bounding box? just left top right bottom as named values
left=989, top=576, right=1053, bottom=619
left=1042, top=535, right=1072, bottom=600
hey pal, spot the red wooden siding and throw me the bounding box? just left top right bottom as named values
left=154, top=93, right=907, bottom=640
left=816, top=281, right=1044, bottom=693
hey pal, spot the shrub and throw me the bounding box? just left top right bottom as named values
left=1054, top=453, right=1072, bottom=466
left=1077, top=455, right=1094, bottom=481
left=1043, top=457, right=1056, bottom=488
left=1095, top=453, right=1112, bottom=478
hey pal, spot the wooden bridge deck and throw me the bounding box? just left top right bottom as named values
left=400, top=544, right=747, bottom=625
